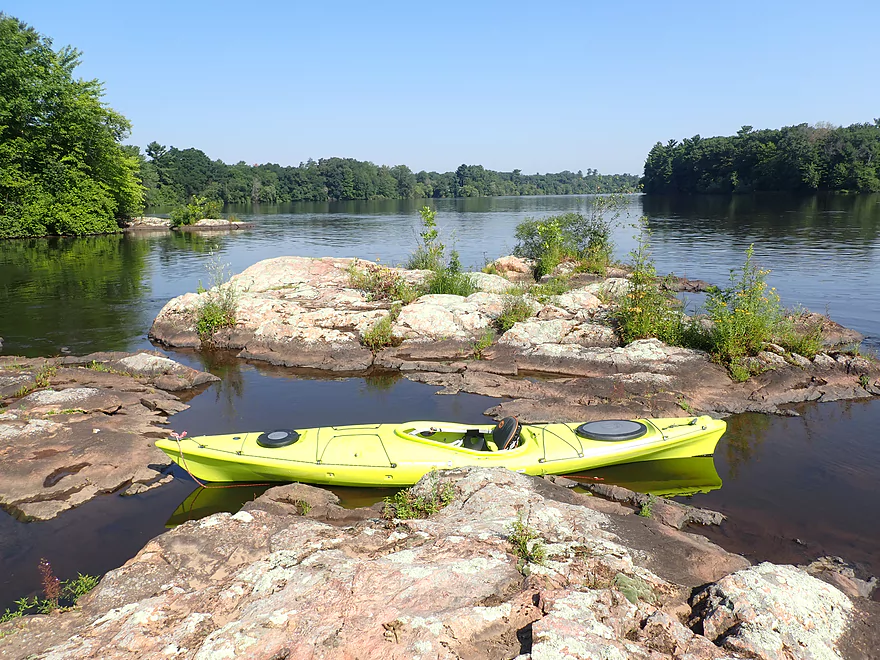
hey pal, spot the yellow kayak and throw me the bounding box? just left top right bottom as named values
left=155, top=416, right=726, bottom=487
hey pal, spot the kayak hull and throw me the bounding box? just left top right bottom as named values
left=156, top=416, right=726, bottom=487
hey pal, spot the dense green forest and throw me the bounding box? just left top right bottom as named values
left=0, top=15, right=143, bottom=238
left=642, top=121, right=880, bottom=194
left=137, top=145, right=641, bottom=207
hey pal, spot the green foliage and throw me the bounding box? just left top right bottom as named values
left=615, top=222, right=688, bottom=345
left=494, top=295, right=534, bottom=333
left=383, top=477, right=455, bottom=520
left=0, top=572, right=99, bottom=622
left=638, top=495, right=656, bottom=518
left=507, top=514, right=547, bottom=574
left=141, top=149, right=640, bottom=208
left=169, top=195, right=223, bottom=227
left=775, top=311, right=825, bottom=359
left=0, top=15, right=143, bottom=238
left=195, top=256, right=239, bottom=343
left=348, top=260, right=420, bottom=303
left=294, top=500, right=312, bottom=515
left=472, top=329, right=495, bottom=359
left=859, top=374, right=871, bottom=389
left=424, top=269, right=477, bottom=296
left=530, top=277, right=574, bottom=304
left=513, top=199, right=622, bottom=280
left=642, top=121, right=880, bottom=194
left=361, top=314, right=398, bottom=352
left=704, top=245, right=782, bottom=367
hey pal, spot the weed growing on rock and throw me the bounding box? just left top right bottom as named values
left=425, top=266, right=477, bottom=297
left=615, top=221, right=688, bottom=345
left=637, top=495, right=656, bottom=518
left=705, top=245, right=782, bottom=367
left=530, top=277, right=574, bottom=304
left=494, top=295, right=534, bottom=334
left=361, top=315, right=398, bottom=352
left=383, top=476, right=455, bottom=520
left=859, top=374, right=871, bottom=389
left=347, top=260, right=420, bottom=303
left=34, top=365, right=56, bottom=388
left=775, top=310, right=824, bottom=359
left=676, top=396, right=695, bottom=415
left=472, top=329, right=495, bottom=359
left=195, top=255, right=240, bottom=343
left=407, top=206, right=445, bottom=271
left=1, top=569, right=99, bottom=622
left=293, top=500, right=312, bottom=515
left=507, top=514, right=547, bottom=574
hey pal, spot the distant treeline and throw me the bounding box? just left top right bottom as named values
left=642, top=121, right=880, bottom=194
left=137, top=142, right=640, bottom=207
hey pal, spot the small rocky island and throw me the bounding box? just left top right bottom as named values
left=149, top=255, right=879, bottom=422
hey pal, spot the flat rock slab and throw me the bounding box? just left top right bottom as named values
left=0, top=467, right=868, bottom=659
left=0, top=352, right=217, bottom=521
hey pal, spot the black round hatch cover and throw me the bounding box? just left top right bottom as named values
left=575, top=420, right=648, bottom=442
left=256, top=429, right=301, bottom=448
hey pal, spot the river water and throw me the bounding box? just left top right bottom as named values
left=1, top=194, right=879, bottom=606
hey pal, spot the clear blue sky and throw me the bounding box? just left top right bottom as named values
left=5, top=0, right=879, bottom=174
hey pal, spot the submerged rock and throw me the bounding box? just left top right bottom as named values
left=0, top=467, right=869, bottom=659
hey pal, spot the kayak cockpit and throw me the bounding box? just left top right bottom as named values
left=395, top=416, right=524, bottom=452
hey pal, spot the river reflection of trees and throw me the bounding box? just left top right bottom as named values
left=722, top=412, right=773, bottom=479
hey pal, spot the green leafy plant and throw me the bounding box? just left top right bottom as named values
left=494, top=295, right=534, bottom=333
left=406, top=206, right=445, bottom=271
left=0, top=569, right=99, bottom=623
left=530, top=277, right=574, bottom=304
left=424, top=268, right=477, bottom=296
left=195, top=255, right=240, bottom=343
left=676, top=396, right=695, bottom=415
left=614, top=221, right=687, bottom=345
left=169, top=195, right=223, bottom=227
left=638, top=495, right=656, bottom=518
left=859, top=374, right=871, bottom=389
left=348, top=260, right=421, bottom=303
left=294, top=500, right=312, bottom=515
left=383, top=477, right=455, bottom=520
left=472, top=329, right=495, bottom=359
left=361, top=314, right=399, bottom=352
left=705, top=245, right=783, bottom=370
left=507, top=514, right=547, bottom=574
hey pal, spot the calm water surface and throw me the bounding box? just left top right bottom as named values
left=1, top=194, right=879, bottom=607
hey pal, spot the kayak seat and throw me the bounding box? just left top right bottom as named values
left=493, top=416, right=521, bottom=450
left=462, top=429, right=487, bottom=451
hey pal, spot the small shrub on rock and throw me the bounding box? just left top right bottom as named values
left=615, top=222, right=687, bottom=345
left=195, top=256, right=239, bottom=342
left=348, top=260, right=420, bottom=303
left=383, top=478, right=455, bottom=520
left=361, top=314, right=399, bottom=352
left=494, top=295, right=534, bottom=333
left=507, top=514, right=547, bottom=574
